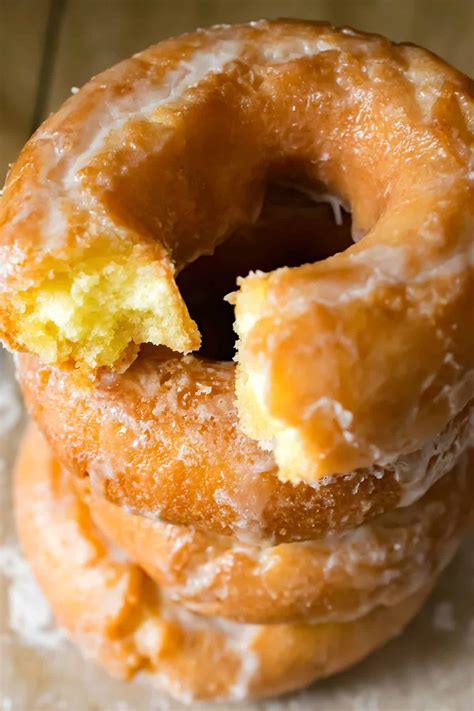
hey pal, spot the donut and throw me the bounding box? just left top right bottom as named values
left=16, top=348, right=474, bottom=543
left=87, top=452, right=474, bottom=625
left=14, top=424, right=435, bottom=701
left=1, top=20, right=472, bottom=484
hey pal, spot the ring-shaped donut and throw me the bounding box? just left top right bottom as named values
left=17, top=349, right=474, bottom=543
left=1, top=20, right=473, bottom=483
left=87, top=451, right=473, bottom=624
left=14, top=424, right=435, bottom=702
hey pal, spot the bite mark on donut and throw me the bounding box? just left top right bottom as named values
left=3, top=36, right=252, bottom=368
left=13, top=243, right=200, bottom=367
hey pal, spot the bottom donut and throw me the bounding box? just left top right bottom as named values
left=14, top=425, right=452, bottom=702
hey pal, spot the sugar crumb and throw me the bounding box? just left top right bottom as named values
left=433, top=601, right=456, bottom=632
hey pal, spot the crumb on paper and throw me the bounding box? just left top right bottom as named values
left=433, top=601, right=456, bottom=632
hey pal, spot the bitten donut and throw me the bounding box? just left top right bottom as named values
left=14, top=424, right=434, bottom=702
left=87, top=452, right=474, bottom=624
left=17, top=349, right=474, bottom=543
left=1, top=20, right=473, bottom=484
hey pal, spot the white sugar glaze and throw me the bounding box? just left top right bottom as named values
left=24, top=28, right=361, bottom=257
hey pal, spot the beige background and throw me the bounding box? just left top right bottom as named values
left=1, top=1, right=473, bottom=709
left=1, top=0, right=473, bottom=183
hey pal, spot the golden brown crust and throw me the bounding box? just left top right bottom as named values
left=1, top=20, right=473, bottom=483
left=17, top=349, right=473, bottom=543
left=87, top=453, right=474, bottom=625
left=14, top=424, right=439, bottom=701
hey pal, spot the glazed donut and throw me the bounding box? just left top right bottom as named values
left=14, top=424, right=434, bottom=701
left=87, top=452, right=474, bottom=624
left=1, top=20, right=473, bottom=484
left=17, top=348, right=474, bottom=543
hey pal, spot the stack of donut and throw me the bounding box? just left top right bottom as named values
left=1, top=19, right=473, bottom=702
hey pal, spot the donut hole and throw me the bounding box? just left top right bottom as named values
left=177, top=184, right=353, bottom=361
